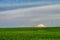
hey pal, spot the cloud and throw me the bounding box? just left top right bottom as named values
left=0, top=4, right=60, bottom=27
left=0, top=1, right=60, bottom=11
left=0, top=2, right=46, bottom=11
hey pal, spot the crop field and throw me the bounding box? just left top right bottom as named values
left=0, top=27, right=60, bottom=40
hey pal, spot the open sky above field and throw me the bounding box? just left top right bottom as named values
left=0, top=0, right=60, bottom=27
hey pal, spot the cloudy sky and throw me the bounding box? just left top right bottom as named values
left=0, top=0, right=60, bottom=27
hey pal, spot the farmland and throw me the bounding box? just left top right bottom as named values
left=0, top=27, right=60, bottom=40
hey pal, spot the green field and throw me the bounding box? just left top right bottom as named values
left=0, top=27, right=60, bottom=40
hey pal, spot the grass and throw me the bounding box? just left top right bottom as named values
left=0, top=27, right=60, bottom=40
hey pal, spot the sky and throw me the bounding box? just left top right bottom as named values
left=0, top=0, right=60, bottom=27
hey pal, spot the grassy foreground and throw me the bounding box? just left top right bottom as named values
left=0, top=27, right=60, bottom=40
